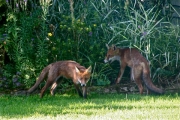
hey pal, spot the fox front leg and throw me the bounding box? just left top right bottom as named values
left=82, top=86, right=87, bottom=99
left=73, top=83, right=83, bottom=98
left=116, top=64, right=126, bottom=84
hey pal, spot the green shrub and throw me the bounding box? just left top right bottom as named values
left=1, top=0, right=179, bottom=90
left=105, top=1, right=180, bottom=85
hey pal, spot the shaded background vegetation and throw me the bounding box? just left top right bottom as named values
left=0, top=0, right=180, bottom=92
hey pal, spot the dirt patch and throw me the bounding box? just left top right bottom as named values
left=1, top=83, right=180, bottom=96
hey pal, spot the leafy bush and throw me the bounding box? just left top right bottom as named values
left=0, top=0, right=179, bottom=90
left=105, top=1, right=180, bottom=85
left=2, top=0, right=50, bottom=88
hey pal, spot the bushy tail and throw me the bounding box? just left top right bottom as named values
left=142, top=64, right=164, bottom=94
left=27, top=66, right=50, bottom=93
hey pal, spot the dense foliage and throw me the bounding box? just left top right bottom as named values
left=0, top=0, right=179, bottom=91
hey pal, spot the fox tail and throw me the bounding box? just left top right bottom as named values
left=27, top=66, right=50, bottom=93
left=142, top=63, right=164, bottom=94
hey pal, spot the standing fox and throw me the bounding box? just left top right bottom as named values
left=104, top=44, right=164, bottom=94
left=27, top=60, right=92, bottom=98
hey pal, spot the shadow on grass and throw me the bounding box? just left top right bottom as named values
left=0, top=92, right=179, bottom=119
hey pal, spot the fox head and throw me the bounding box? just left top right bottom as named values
left=75, top=66, right=92, bottom=87
left=104, top=44, right=120, bottom=63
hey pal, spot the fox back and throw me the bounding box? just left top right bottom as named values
left=104, top=44, right=147, bottom=65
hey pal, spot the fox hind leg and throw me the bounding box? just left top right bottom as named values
left=40, top=79, right=54, bottom=98
left=50, top=82, right=58, bottom=96
left=132, top=66, right=144, bottom=94
left=50, top=76, right=62, bottom=96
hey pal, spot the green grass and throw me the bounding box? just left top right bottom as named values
left=0, top=93, right=180, bottom=120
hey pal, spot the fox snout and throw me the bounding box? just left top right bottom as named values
left=81, top=84, right=86, bottom=87
left=78, top=79, right=87, bottom=87
left=104, top=56, right=120, bottom=63
left=104, top=58, right=109, bottom=63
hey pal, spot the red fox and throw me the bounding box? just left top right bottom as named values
left=104, top=44, right=164, bottom=94
left=27, top=60, right=92, bottom=98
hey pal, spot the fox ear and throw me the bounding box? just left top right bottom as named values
left=106, top=44, right=109, bottom=49
left=86, top=66, right=92, bottom=73
left=75, top=66, right=80, bottom=73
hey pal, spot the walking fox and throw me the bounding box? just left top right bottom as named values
left=27, top=60, right=92, bottom=98
left=104, top=44, right=164, bottom=94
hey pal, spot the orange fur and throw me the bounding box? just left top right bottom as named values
left=104, top=44, right=164, bottom=94
left=27, top=60, right=91, bottom=98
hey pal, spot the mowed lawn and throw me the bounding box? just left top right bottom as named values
left=0, top=92, right=180, bottom=120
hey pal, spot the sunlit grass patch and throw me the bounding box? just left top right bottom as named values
left=0, top=93, right=180, bottom=120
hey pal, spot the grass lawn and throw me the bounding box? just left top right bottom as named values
left=0, top=92, right=180, bottom=120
